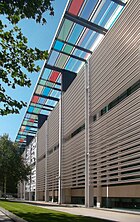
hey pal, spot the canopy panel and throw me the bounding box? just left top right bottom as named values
left=15, top=0, right=127, bottom=147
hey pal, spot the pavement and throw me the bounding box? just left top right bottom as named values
left=0, top=207, right=27, bottom=222
left=30, top=204, right=140, bottom=222
left=0, top=210, right=13, bottom=222
left=1, top=200, right=140, bottom=222
left=21, top=200, right=140, bottom=222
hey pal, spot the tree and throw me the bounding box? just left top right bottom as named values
left=0, top=0, right=54, bottom=115
left=0, top=134, right=31, bottom=196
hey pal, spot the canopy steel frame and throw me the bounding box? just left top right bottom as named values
left=22, top=124, right=38, bottom=129
left=56, top=38, right=92, bottom=54
left=22, top=130, right=37, bottom=133
left=52, top=48, right=86, bottom=62
left=111, top=0, right=126, bottom=6
left=45, top=64, right=77, bottom=76
left=27, top=111, right=49, bottom=116
left=34, top=93, right=60, bottom=102
left=16, top=135, right=26, bottom=138
left=26, top=112, right=38, bottom=115
left=18, top=132, right=35, bottom=136
left=31, top=102, right=55, bottom=109
left=40, top=78, right=61, bottom=86
left=38, top=82, right=61, bottom=92
left=18, top=131, right=36, bottom=136
left=64, top=12, right=107, bottom=35
left=29, top=105, right=52, bottom=112
left=24, top=118, right=38, bottom=123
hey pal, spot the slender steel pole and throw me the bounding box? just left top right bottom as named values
left=85, top=61, right=90, bottom=207
left=58, top=95, right=62, bottom=204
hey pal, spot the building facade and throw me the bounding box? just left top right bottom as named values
left=18, top=0, right=140, bottom=209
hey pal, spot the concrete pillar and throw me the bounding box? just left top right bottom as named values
left=35, top=191, right=40, bottom=201
left=52, top=189, right=55, bottom=202
left=106, top=185, right=109, bottom=208
left=35, top=190, right=37, bottom=201
left=62, top=188, right=71, bottom=204
left=45, top=190, right=49, bottom=202
left=97, top=185, right=102, bottom=208
left=35, top=191, right=39, bottom=201
left=29, top=192, right=32, bottom=201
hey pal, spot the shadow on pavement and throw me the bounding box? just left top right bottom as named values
left=14, top=211, right=114, bottom=222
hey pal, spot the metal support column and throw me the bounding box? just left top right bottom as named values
left=35, top=134, right=38, bottom=201
left=35, top=137, right=37, bottom=201
left=85, top=61, right=93, bottom=207
left=96, top=113, right=101, bottom=207
left=58, top=95, right=62, bottom=204
left=23, top=150, right=26, bottom=200
left=45, top=122, right=49, bottom=202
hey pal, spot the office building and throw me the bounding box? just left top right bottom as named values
left=17, top=0, right=140, bottom=208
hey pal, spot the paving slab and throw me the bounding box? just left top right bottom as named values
left=28, top=203, right=140, bottom=222
left=0, top=210, right=13, bottom=222
left=0, top=207, right=27, bottom=222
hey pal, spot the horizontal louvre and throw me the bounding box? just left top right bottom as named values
left=89, top=0, right=139, bottom=112
left=36, top=158, right=45, bottom=191
left=90, top=90, right=140, bottom=186
left=47, top=150, right=59, bottom=191
left=47, top=104, right=59, bottom=149
left=37, top=121, right=47, bottom=158
left=62, top=131, right=85, bottom=188
left=47, top=104, right=59, bottom=191
left=63, top=67, right=85, bottom=135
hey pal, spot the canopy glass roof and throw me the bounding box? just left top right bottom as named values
left=15, top=0, right=127, bottom=147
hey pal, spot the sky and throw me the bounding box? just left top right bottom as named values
left=0, top=0, right=68, bottom=141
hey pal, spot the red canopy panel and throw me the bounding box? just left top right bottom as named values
left=29, top=119, right=35, bottom=123
left=20, top=128, right=24, bottom=132
left=49, top=71, right=59, bottom=82
left=32, top=95, right=39, bottom=103
left=68, top=0, right=84, bottom=15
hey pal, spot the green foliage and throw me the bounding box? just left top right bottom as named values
left=0, top=0, right=54, bottom=24
left=0, top=134, right=31, bottom=193
left=0, top=0, right=54, bottom=115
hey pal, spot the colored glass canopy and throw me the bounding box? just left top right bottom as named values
left=15, top=0, right=127, bottom=147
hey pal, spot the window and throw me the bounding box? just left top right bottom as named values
left=100, top=106, right=107, bottom=116
left=71, top=124, right=85, bottom=138
left=101, top=80, right=140, bottom=116
left=93, top=114, right=97, bottom=122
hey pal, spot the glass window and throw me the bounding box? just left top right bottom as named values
left=93, top=114, right=97, bottom=122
